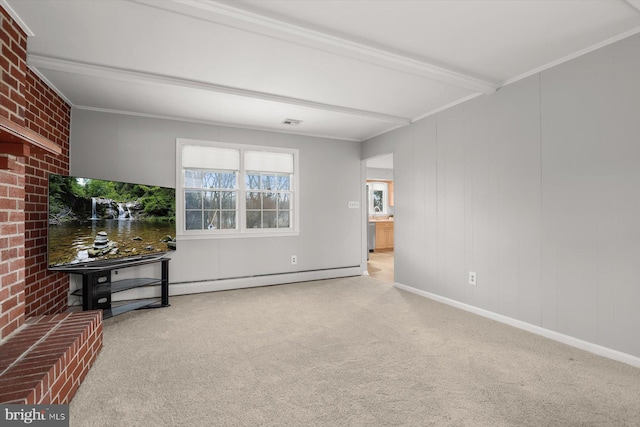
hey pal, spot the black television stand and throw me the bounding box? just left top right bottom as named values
left=69, top=257, right=170, bottom=318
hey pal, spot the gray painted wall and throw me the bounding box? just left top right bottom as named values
left=366, top=167, right=393, bottom=181
left=70, top=110, right=363, bottom=286
left=363, top=33, right=640, bottom=359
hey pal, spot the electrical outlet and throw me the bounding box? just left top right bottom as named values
left=291, top=255, right=297, bottom=265
left=469, top=271, right=477, bottom=286
left=348, top=201, right=359, bottom=209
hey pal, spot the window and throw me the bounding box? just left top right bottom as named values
left=367, top=182, right=388, bottom=215
left=177, top=139, right=299, bottom=238
left=184, top=170, right=237, bottom=230
left=245, top=172, right=291, bottom=229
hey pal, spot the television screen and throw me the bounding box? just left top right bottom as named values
left=47, top=174, right=176, bottom=270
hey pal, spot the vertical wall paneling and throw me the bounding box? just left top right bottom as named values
left=465, top=96, right=492, bottom=310
left=364, top=32, right=640, bottom=360
left=392, top=129, right=413, bottom=285
left=437, top=105, right=467, bottom=303
left=491, top=77, right=542, bottom=325
left=605, top=37, right=640, bottom=357
left=542, top=35, right=640, bottom=357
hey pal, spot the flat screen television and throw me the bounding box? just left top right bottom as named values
left=47, top=173, right=176, bottom=270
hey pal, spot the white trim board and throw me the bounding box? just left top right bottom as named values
left=500, top=25, right=640, bottom=88
left=394, top=282, right=640, bottom=369
left=0, top=0, right=34, bottom=36
left=130, top=0, right=497, bottom=94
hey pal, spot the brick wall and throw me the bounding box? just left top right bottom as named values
left=0, top=6, right=101, bottom=406
left=0, top=6, right=26, bottom=126
left=0, top=311, right=103, bottom=404
left=0, top=157, right=25, bottom=339
left=0, top=6, right=70, bottom=340
left=1, top=5, right=27, bottom=340
left=23, top=71, right=70, bottom=317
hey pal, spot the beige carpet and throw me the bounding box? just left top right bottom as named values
left=70, top=276, right=640, bottom=426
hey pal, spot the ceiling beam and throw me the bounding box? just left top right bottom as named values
left=130, top=0, right=498, bottom=95
left=73, top=105, right=365, bottom=142
left=28, top=55, right=412, bottom=126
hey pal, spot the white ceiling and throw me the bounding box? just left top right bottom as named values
left=5, top=0, right=640, bottom=142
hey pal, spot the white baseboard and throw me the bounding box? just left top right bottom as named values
left=394, top=282, right=640, bottom=369
left=111, top=266, right=362, bottom=301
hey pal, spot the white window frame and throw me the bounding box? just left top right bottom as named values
left=368, top=182, right=389, bottom=215
left=176, top=138, right=300, bottom=239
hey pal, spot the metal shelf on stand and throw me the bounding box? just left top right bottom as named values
left=68, top=257, right=170, bottom=319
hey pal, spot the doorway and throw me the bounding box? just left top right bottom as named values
left=364, top=153, right=394, bottom=283
left=367, top=250, right=394, bottom=282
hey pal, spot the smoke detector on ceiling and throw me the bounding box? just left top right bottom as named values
left=282, top=118, right=302, bottom=126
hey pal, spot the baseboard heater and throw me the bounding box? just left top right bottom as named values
left=110, top=266, right=362, bottom=301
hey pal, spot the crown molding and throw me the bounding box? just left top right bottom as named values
left=26, top=65, right=73, bottom=106
left=129, top=0, right=497, bottom=95
left=411, top=93, right=484, bottom=124
left=0, top=0, right=34, bottom=36
left=362, top=123, right=408, bottom=143
left=501, top=25, right=640, bottom=87
left=28, top=54, right=411, bottom=126
left=626, top=0, right=640, bottom=13
left=362, top=92, right=485, bottom=142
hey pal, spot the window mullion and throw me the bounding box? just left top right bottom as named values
left=238, top=152, right=246, bottom=233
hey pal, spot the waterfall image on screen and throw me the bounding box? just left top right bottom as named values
left=47, top=174, right=176, bottom=269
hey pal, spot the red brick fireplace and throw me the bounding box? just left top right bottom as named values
left=0, top=6, right=102, bottom=404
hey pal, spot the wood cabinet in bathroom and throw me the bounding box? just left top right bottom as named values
left=374, top=221, right=394, bottom=250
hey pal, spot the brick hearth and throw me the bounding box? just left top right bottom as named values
left=0, top=311, right=102, bottom=404
left=0, top=4, right=102, bottom=404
